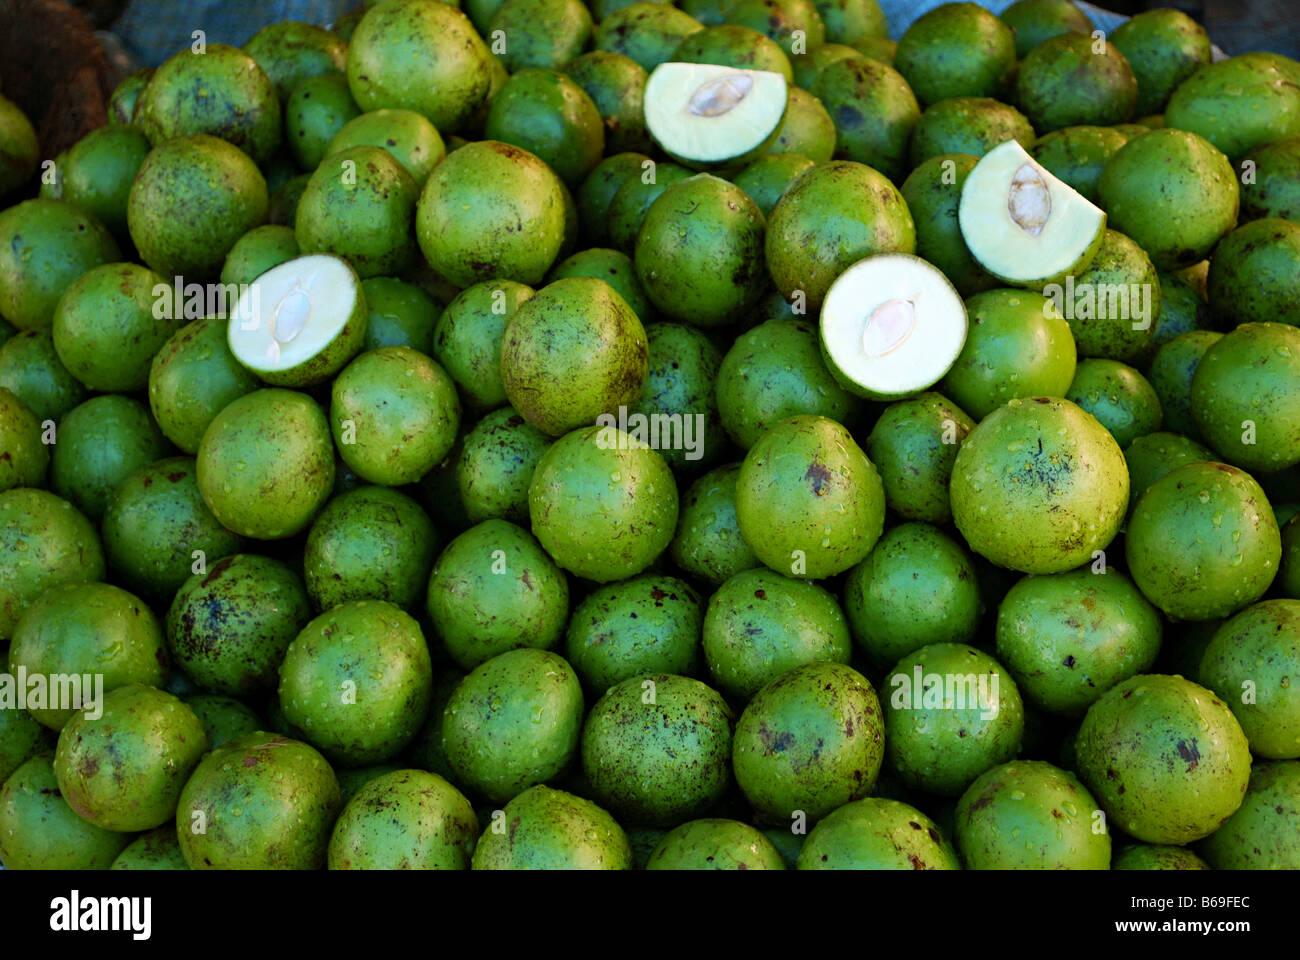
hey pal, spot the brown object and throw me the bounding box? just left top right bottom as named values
left=0, top=0, right=117, bottom=161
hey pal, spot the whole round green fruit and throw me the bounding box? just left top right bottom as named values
left=1066, top=358, right=1162, bottom=448
left=1197, top=760, right=1300, bottom=869
left=865, top=392, right=975, bottom=525
left=60, top=125, right=152, bottom=237
left=284, top=73, right=362, bottom=170
left=184, top=694, right=262, bottom=749
left=1016, top=32, right=1137, bottom=132
left=797, top=797, right=958, bottom=869
left=909, top=97, right=1034, bottom=168
left=471, top=785, right=632, bottom=869
left=1147, top=329, right=1221, bottom=439
left=49, top=395, right=168, bottom=521
left=1029, top=124, right=1132, bottom=204
left=808, top=56, right=919, bottom=182
left=1206, top=219, right=1300, bottom=329
left=894, top=2, right=1015, bottom=106
left=0, top=756, right=131, bottom=869
left=1165, top=54, right=1300, bottom=162
left=1110, top=8, right=1212, bottom=116
left=111, top=827, right=190, bottom=871
left=999, top=0, right=1092, bottom=59
left=647, top=818, right=785, bottom=869
left=0, top=330, right=86, bottom=422
left=432, top=280, right=534, bottom=411
left=148, top=317, right=260, bottom=454
left=484, top=68, right=604, bottom=190
left=243, top=20, right=348, bottom=101
left=220, top=225, right=299, bottom=288
left=669, top=463, right=761, bottom=586
left=1112, top=844, right=1210, bottom=870
left=328, top=769, right=478, bottom=870
left=0, top=387, right=47, bottom=492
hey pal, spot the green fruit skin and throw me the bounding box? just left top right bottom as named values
left=565, top=574, right=703, bottom=691
left=221, top=224, right=300, bottom=288
left=52, top=261, right=179, bottom=392
left=0, top=330, right=87, bottom=423
left=244, top=20, right=348, bottom=102
left=0, top=756, right=132, bottom=869
left=529, top=426, right=678, bottom=581
left=1283, top=515, right=1300, bottom=600
left=673, top=24, right=793, bottom=81
left=295, top=146, right=417, bottom=279
left=894, top=2, right=1016, bottom=107
left=1126, top=461, right=1280, bottom=621
left=0, top=387, right=48, bottom=492
left=427, top=519, right=570, bottom=669
left=326, top=108, right=446, bottom=187
left=954, top=760, right=1111, bottom=869
left=53, top=684, right=208, bottom=831
left=1097, top=128, right=1239, bottom=271
left=900, top=154, right=997, bottom=298
left=0, top=198, right=120, bottom=330
left=792, top=43, right=864, bottom=91
left=865, top=392, right=975, bottom=525
left=50, top=395, right=168, bottom=520
left=433, top=280, right=534, bottom=410
left=417, top=140, right=567, bottom=288
left=335, top=764, right=405, bottom=806
left=582, top=673, right=734, bottom=827
left=908, top=97, right=1035, bottom=169
left=1144, top=268, right=1212, bottom=359
left=626, top=321, right=726, bottom=470
left=1199, top=600, right=1300, bottom=759
left=732, top=153, right=816, bottom=217
left=1197, top=760, right=1300, bottom=869
left=1112, top=843, right=1210, bottom=870
left=8, top=581, right=165, bottom=730
left=1207, top=219, right=1300, bottom=329
left=732, top=661, right=884, bottom=822
left=111, top=827, right=190, bottom=870
left=717, top=319, right=860, bottom=449
left=135, top=44, right=282, bottom=165
left=726, top=0, right=826, bottom=54
left=331, top=346, right=460, bottom=485
left=768, top=86, right=838, bottom=162
left=735, top=414, right=885, bottom=580
left=197, top=388, right=335, bottom=539
left=647, top=818, right=786, bottom=869
left=61, top=125, right=152, bottom=237
left=1066, top=358, right=1163, bottom=449
left=1110, top=8, right=1212, bottom=117
left=279, top=600, right=433, bottom=766
left=1000, top=0, right=1093, bottom=59
left=443, top=648, right=584, bottom=804
left=328, top=769, right=479, bottom=869
left=950, top=398, right=1129, bottom=575
left=810, top=56, right=920, bottom=182
left=594, top=4, right=704, bottom=72
left=361, top=276, right=441, bottom=354
left=177, top=732, right=342, bottom=869
left=107, top=68, right=151, bottom=125
left=797, top=797, right=958, bottom=869
left=0, top=489, right=107, bottom=646
left=577, top=152, right=653, bottom=246
left=669, top=463, right=762, bottom=586
left=185, top=694, right=263, bottom=749
left=269, top=173, right=311, bottom=227
left=104, top=456, right=244, bottom=600
left=1060, top=229, right=1160, bottom=364
left=471, top=784, right=633, bottom=869
left=845, top=523, right=982, bottom=669
left=500, top=277, right=648, bottom=436
left=766, top=161, right=915, bottom=310
left=484, top=68, right=605, bottom=191
left=0, top=93, right=38, bottom=196
left=128, top=135, right=268, bottom=281
left=1124, top=431, right=1215, bottom=510
left=304, top=485, right=437, bottom=611
left=1147, top=329, right=1221, bottom=439
left=0, top=706, right=55, bottom=785
left=490, top=0, right=593, bottom=73
left=149, top=317, right=261, bottom=454
left=703, top=568, right=851, bottom=701
left=884, top=643, right=1025, bottom=796
left=996, top=568, right=1162, bottom=717
left=1240, top=138, right=1300, bottom=223
left=405, top=667, right=468, bottom=784
left=457, top=406, right=552, bottom=524
left=607, top=163, right=694, bottom=254
left=1165, top=55, right=1300, bottom=162
left=1016, top=33, right=1138, bottom=133
left=1075, top=674, right=1251, bottom=844
left=1030, top=125, right=1133, bottom=205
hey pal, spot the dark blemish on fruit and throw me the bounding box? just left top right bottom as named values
left=1177, top=738, right=1200, bottom=770
left=805, top=461, right=831, bottom=495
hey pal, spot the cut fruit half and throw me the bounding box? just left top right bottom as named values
left=819, top=253, right=968, bottom=401
left=227, top=253, right=367, bottom=387
left=644, top=62, right=788, bottom=169
left=958, top=139, right=1107, bottom=288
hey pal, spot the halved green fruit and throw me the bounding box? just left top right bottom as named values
left=820, top=253, right=967, bottom=401
left=644, top=62, right=787, bottom=168
left=227, top=253, right=366, bottom=387
left=958, top=139, right=1106, bottom=288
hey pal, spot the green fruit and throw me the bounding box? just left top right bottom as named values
left=443, top=648, right=584, bottom=803
left=197, top=388, right=334, bottom=539
left=1165, top=54, right=1300, bottom=161
left=845, top=523, right=982, bottom=669
left=0, top=94, right=37, bottom=197
left=884, top=643, right=1025, bottom=796
left=809, top=56, right=918, bottom=181
left=427, top=519, right=570, bottom=669
left=0, top=330, right=87, bottom=424
left=529, top=425, right=678, bottom=581
left=1146, top=268, right=1212, bottom=354
left=732, top=661, right=883, bottom=822
left=0, top=756, right=131, bottom=869
left=1029, top=125, right=1133, bottom=205
left=0, top=489, right=106, bottom=645
left=999, top=0, right=1092, bottom=59
left=725, top=0, right=825, bottom=55
left=1075, top=674, right=1251, bottom=844
left=285, top=73, right=362, bottom=169
left=490, top=0, right=593, bottom=72
left=111, top=827, right=190, bottom=870
left=1066, top=358, right=1162, bottom=448
left=49, top=395, right=167, bottom=520
left=549, top=247, right=653, bottom=324
left=346, top=0, right=494, bottom=134
left=148, top=317, right=260, bottom=454
left=243, top=20, right=348, bottom=101
left=221, top=224, right=299, bottom=287
left=53, top=684, right=206, bottom=831
left=767, top=87, right=837, bottom=162
left=0, top=199, right=119, bottom=330
left=177, top=732, right=341, bottom=869
left=328, top=769, right=478, bottom=869
left=279, top=600, right=432, bottom=765
left=326, top=109, right=445, bottom=187
left=1110, top=8, right=1212, bottom=117
left=1054, top=229, right=1160, bottom=363
left=417, top=140, right=567, bottom=287
left=865, top=392, right=975, bottom=525
left=563, top=53, right=651, bottom=156
left=703, top=568, right=850, bottom=700
left=1240, top=138, right=1300, bottom=223
left=0, top=706, right=54, bottom=785
left=485, top=69, right=605, bottom=191
left=582, top=673, right=732, bottom=826
left=628, top=321, right=726, bottom=470
left=1124, top=431, right=1215, bottom=509
left=674, top=24, right=793, bottom=81
left=900, top=154, right=997, bottom=298
left=107, top=68, right=151, bottom=125
left=1016, top=33, right=1137, bottom=133
left=732, top=153, right=815, bottom=217
left=996, top=568, right=1162, bottom=716
left=576, top=152, right=652, bottom=246
left=60, top=125, right=152, bottom=237
left=1097, top=128, right=1239, bottom=271
left=330, top=346, right=460, bottom=485
left=471, top=784, right=633, bottom=869
left=595, top=3, right=704, bottom=72
left=0, top=387, right=47, bottom=492
left=268, top=172, right=311, bottom=227
left=797, top=797, right=957, bottom=869
left=1147, top=329, right=1221, bottom=439
left=432, top=280, right=534, bottom=410
left=791, top=43, right=865, bottom=91
left=1207, top=219, right=1300, bottom=329
left=184, top=694, right=263, bottom=749
left=951, top=398, right=1128, bottom=575
left=607, top=162, right=693, bottom=253
left=894, top=2, right=1015, bottom=107
left=954, top=760, right=1110, bottom=868
left=1112, top=844, right=1210, bottom=870
left=669, top=463, right=761, bottom=585
left=501, top=278, right=648, bottom=436
left=564, top=574, right=703, bottom=691
left=735, top=414, right=884, bottom=579
left=128, top=135, right=268, bottom=281
left=909, top=97, right=1035, bottom=169
left=1199, top=600, right=1300, bottom=759
left=456, top=407, right=551, bottom=525
left=1197, top=760, right=1300, bottom=869
left=166, top=553, right=311, bottom=696
left=1282, top=515, right=1300, bottom=600
left=647, top=818, right=785, bottom=869
left=360, top=276, right=440, bottom=353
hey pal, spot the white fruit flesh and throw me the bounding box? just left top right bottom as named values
left=958, top=139, right=1106, bottom=287
left=227, top=254, right=359, bottom=375
left=644, top=62, right=788, bottom=166
left=820, top=253, right=968, bottom=400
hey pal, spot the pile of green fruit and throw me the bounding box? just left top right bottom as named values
left=1, top=0, right=1298, bottom=870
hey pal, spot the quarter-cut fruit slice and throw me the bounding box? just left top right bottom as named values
left=820, top=253, right=967, bottom=401
left=644, top=62, right=787, bottom=168
left=958, top=139, right=1106, bottom=288
left=227, top=253, right=366, bottom=387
